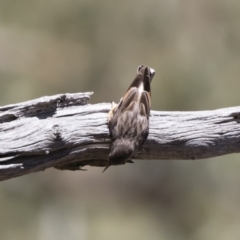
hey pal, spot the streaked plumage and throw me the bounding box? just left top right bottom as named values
left=103, top=65, right=155, bottom=172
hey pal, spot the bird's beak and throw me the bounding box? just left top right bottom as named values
left=102, top=164, right=110, bottom=173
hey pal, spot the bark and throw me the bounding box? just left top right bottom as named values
left=0, top=92, right=240, bottom=181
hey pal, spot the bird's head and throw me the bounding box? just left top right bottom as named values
left=103, top=140, right=134, bottom=172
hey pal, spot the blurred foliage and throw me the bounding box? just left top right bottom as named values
left=0, top=0, right=240, bottom=240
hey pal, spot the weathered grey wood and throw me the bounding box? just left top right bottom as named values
left=0, top=92, right=240, bottom=181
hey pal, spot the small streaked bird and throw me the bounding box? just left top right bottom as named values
left=103, top=65, right=155, bottom=172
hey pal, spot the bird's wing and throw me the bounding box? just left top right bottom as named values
left=119, top=87, right=139, bottom=113
left=108, top=87, right=139, bottom=140
left=138, top=126, right=149, bottom=147
left=139, top=91, right=151, bottom=117
left=112, top=87, right=139, bottom=121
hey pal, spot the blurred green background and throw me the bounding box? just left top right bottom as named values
left=1, top=0, right=240, bottom=239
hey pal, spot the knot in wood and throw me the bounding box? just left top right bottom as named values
left=52, top=125, right=62, bottom=139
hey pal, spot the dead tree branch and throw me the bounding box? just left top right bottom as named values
left=0, top=92, right=240, bottom=181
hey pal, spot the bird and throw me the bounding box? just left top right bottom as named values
left=103, top=65, right=155, bottom=172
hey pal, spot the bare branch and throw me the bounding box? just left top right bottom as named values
left=0, top=92, right=240, bottom=181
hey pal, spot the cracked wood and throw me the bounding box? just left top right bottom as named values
left=0, top=92, right=240, bottom=181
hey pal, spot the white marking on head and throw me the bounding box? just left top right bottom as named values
left=150, top=68, right=155, bottom=75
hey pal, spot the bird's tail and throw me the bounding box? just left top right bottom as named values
left=127, top=65, right=155, bottom=92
